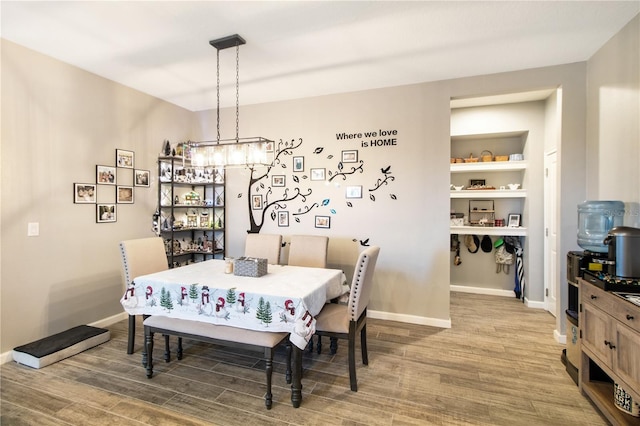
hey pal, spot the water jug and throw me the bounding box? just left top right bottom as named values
left=577, top=200, right=625, bottom=253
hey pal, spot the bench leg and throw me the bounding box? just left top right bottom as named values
left=145, top=331, right=154, bottom=378
left=163, top=334, right=170, bottom=362
left=177, top=337, right=183, bottom=360
left=329, top=337, right=338, bottom=355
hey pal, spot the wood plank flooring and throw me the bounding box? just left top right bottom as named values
left=1, top=292, right=607, bottom=425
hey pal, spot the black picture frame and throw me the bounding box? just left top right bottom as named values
left=342, top=150, right=358, bottom=163
left=117, top=186, right=134, bottom=204
left=96, top=165, right=116, bottom=185
left=508, top=213, right=521, bottom=227
left=116, top=149, right=134, bottom=168
left=293, top=156, right=304, bottom=172
left=278, top=211, right=289, bottom=227
left=315, top=215, right=330, bottom=229
left=73, top=183, right=96, bottom=204
left=134, top=169, right=150, bottom=187
left=96, top=204, right=117, bottom=223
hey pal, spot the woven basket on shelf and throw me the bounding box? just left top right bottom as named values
left=495, top=155, right=509, bottom=162
left=480, top=150, right=493, bottom=162
left=463, top=153, right=478, bottom=163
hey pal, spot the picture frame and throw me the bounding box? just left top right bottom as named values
left=73, top=183, right=96, bottom=204
left=96, top=165, right=117, bottom=185
left=278, top=211, right=289, bottom=227
left=272, top=175, right=285, bottom=187
left=315, top=215, right=330, bottom=229
left=252, top=194, right=263, bottom=210
left=96, top=204, right=117, bottom=223
left=117, top=186, right=134, bottom=204
left=134, top=169, right=150, bottom=187
left=508, top=213, right=521, bottom=227
left=293, top=156, right=304, bottom=172
left=116, top=149, right=134, bottom=168
left=310, top=168, right=326, bottom=181
left=342, top=150, right=358, bottom=163
left=346, top=185, right=363, bottom=199
left=469, top=179, right=486, bottom=187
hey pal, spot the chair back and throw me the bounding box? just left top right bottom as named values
left=348, top=246, right=380, bottom=321
left=244, top=233, right=282, bottom=265
left=288, top=235, right=329, bottom=268
left=119, top=237, right=168, bottom=288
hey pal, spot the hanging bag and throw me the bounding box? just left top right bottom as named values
left=495, top=242, right=514, bottom=274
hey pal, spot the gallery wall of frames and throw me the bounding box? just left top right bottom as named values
left=73, top=149, right=150, bottom=223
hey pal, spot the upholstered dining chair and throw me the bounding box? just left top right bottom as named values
left=119, top=237, right=169, bottom=354
left=244, top=233, right=283, bottom=265
left=314, top=245, right=380, bottom=392
left=287, top=235, right=329, bottom=268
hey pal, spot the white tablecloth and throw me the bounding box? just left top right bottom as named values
left=121, top=260, right=348, bottom=349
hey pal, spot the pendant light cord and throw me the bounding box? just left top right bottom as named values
left=216, top=48, right=221, bottom=144
left=235, top=42, right=240, bottom=143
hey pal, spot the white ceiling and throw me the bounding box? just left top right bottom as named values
left=2, top=1, right=639, bottom=112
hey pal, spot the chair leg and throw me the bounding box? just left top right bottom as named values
left=316, top=336, right=322, bottom=354
left=361, top=324, right=368, bottom=365
left=348, top=334, right=357, bottom=392
left=329, top=337, right=338, bottom=355
left=177, top=337, right=183, bottom=360
left=265, top=349, right=274, bottom=410
left=145, top=331, right=154, bottom=378
left=163, top=334, right=170, bottom=362
left=285, top=340, right=292, bottom=384
left=127, top=314, right=135, bottom=354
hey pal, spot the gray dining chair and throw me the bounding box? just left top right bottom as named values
left=314, top=245, right=380, bottom=391
left=119, top=237, right=169, bottom=354
left=287, top=235, right=329, bottom=268
left=244, top=233, right=282, bottom=265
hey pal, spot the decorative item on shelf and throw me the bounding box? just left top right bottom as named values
left=450, top=184, right=464, bottom=191
left=614, top=382, right=640, bottom=417
left=480, top=150, right=493, bottom=162
left=187, top=34, right=274, bottom=169
left=216, top=194, right=224, bottom=206
left=199, top=211, right=209, bottom=228
left=495, top=155, right=509, bottom=161
left=463, top=153, right=478, bottom=163
left=163, top=140, right=171, bottom=156
left=184, top=191, right=200, bottom=205
left=215, top=216, right=223, bottom=229
left=186, top=210, right=198, bottom=228
left=507, top=183, right=520, bottom=190
left=509, top=153, right=524, bottom=161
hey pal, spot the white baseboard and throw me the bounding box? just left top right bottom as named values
left=368, top=309, right=451, bottom=329
left=451, top=286, right=546, bottom=310
left=554, top=329, right=567, bottom=344
left=451, top=285, right=515, bottom=298
left=1, top=312, right=129, bottom=365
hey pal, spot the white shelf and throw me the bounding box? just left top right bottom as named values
left=450, top=189, right=526, bottom=199
left=450, top=161, right=527, bottom=173
left=450, top=226, right=527, bottom=236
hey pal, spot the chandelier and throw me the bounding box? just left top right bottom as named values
left=189, top=34, right=273, bottom=168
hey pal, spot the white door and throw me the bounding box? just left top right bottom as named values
left=544, top=150, right=558, bottom=316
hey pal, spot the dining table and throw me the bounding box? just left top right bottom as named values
left=120, top=258, right=348, bottom=407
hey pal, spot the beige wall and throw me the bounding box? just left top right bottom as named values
left=1, top=13, right=638, bottom=354
left=586, top=15, right=640, bottom=221
left=1, top=40, right=195, bottom=354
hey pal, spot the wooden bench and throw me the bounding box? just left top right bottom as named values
left=142, top=316, right=291, bottom=409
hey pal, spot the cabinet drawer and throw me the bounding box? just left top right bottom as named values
left=581, top=282, right=615, bottom=314
left=609, top=299, right=640, bottom=335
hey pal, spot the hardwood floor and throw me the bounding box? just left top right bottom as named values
left=1, top=292, right=607, bottom=425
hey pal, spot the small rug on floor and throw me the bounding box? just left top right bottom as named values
left=12, top=325, right=110, bottom=369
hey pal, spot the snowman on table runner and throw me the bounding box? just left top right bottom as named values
left=122, top=281, right=139, bottom=308
left=197, top=285, right=214, bottom=315
left=279, top=299, right=298, bottom=323
left=215, top=297, right=229, bottom=319
left=290, top=310, right=316, bottom=349
left=235, top=292, right=250, bottom=314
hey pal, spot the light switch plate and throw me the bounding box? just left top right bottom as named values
left=27, top=222, right=39, bottom=236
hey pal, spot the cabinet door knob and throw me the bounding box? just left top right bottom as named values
left=604, top=340, right=611, bottom=347
left=590, top=295, right=597, bottom=299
